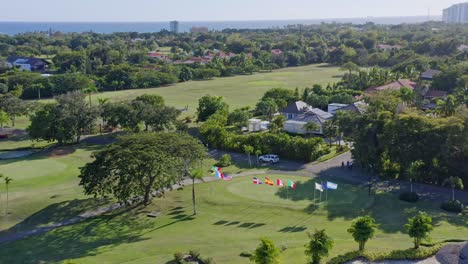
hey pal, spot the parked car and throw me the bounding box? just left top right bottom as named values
left=259, top=154, right=279, bottom=163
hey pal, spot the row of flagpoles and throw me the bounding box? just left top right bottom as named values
left=252, top=177, right=296, bottom=189
left=212, top=166, right=339, bottom=202
left=315, top=181, right=338, bottom=201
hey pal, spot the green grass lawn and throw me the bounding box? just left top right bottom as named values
left=0, top=145, right=99, bottom=231
left=0, top=175, right=465, bottom=264
left=91, top=64, right=342, bottom=116
left=0, top=141, right=243, bottom=232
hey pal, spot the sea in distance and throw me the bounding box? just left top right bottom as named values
left=0, top=16, right=442, bottom=35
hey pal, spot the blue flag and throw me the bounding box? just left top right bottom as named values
left=326, top=181, right=338, bottom=190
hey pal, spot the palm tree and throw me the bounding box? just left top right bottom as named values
left=0, top=174, right=3, bottom=213
left=4, top=177, right=12, bottom=215
left=304, top=122, right=319, bottom=137
left=443, top=176, right=464, bottom=201
left=189, top=168, right=204, bottom=215
left=436, top=95, right=457, bottom=117
left=244, top=145, right=254, bottom=167
left=32, top=83, right=44, bottom=100
left=83, top=86, right=98, bottom=106
left=255, top=150, right=262, bottom=165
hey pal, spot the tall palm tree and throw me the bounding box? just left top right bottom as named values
left=0, top=174, right=3, bottom=213
left=189, top=168, right=204, bottom=215
left=244, top=145, right=254, bottom=167
left=255, top=150, right=262, bottom=165
left=83, top=86, right=98, bottom=106
left=443, top=176, right=464, bottom=201
left=4, top=177, right=12, bottom=215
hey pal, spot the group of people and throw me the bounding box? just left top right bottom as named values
left=341, top=160, right=353, bottom=170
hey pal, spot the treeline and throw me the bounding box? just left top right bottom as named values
left=337, top=91, right=468, bottom=186
left=27, top=93, right=182, bottom=144
left=0, top=22, right=467, bottom=99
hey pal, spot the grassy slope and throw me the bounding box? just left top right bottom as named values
left=91, top=64, right=342, bottom=116
left=0, top=175, right=465, bottom=264
left=0, top=142, right=243, bottom=232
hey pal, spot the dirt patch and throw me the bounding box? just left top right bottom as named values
left=48, top=147, right=75, bottom=158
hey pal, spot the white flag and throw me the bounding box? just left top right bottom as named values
left=326, top=182, right=338, bottom=190
left=315, top=182, right=323, bottom=192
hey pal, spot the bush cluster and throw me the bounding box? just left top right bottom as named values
left=398, top=191, right=419, bottom=203
left=327, top=245, right=442, bottom=264
left=173, top=249, right=215, bottom=264
left=440, top=200, right=464, bottom=213
left=216, top=154, right=232, bottom=167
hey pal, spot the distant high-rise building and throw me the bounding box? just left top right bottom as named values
left=170, top=21, right=179, bottom=33
left=443, top=2, right=468, bottom=23
left=190, top=26, right=209, bottom=33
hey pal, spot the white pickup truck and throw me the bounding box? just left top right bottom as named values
left=259, top=154, right=280, bottom=164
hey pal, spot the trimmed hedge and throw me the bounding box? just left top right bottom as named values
left=399, top=191, right=419, bottom=203
left=441, top=200, right=464, bottom=213
left=327, top=245, right=442, bottom=264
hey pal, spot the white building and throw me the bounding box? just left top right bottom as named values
left=443, top=2, right=468, bottom=24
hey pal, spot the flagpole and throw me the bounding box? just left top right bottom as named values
left=326, top=188, right=328, bottom=201
left=287, top=185, right=289, bottom=200
left=314, top=187, right=316, bottom=203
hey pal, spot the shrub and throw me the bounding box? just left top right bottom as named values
left=399, top=191, right=419, bottom=203
left=189, top=249, right=201, bottom=260
left=327, top=251, right=362, bottom=264
left=216, top=154, right=232, bottom=167
left=441, top=200, right=464, bottom=213
left=174, top=252, right=184, bottom=263
left=239, top=251, right=253, bottom=258
left=327, top=245, right=442, bottom=264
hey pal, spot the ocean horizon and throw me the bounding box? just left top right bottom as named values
left=0, top=16, right=442, bottom=35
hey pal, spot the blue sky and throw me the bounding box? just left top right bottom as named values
left=1, top=0, right=463, bottom=21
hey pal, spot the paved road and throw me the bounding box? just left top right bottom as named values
left=0, top=150, right=466, bottom=245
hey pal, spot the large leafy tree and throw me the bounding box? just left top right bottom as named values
left=250, top=238, right=281, bottom=264
left=28, top=91, right=98, bottom=144
left=196, top=95, right=228, bottom=122
left=305, top=229, right=334, bottom=264
left=405, top=212, right=433, bottom=249
left=0, top=95, right=29, bottom=127
left=256, top=98, right=278, bottom=121
left=79, top=132, right=206, bottom=206
left=347, top=216, right=377, bottom=251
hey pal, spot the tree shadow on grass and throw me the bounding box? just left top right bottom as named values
left=0, top=207, right=152, bottom=264
left=0, top=198, right=112, bottom=236
left=279, top=226, right=307, bottom=233
left=275, top=171, right=468, bottom=235
left=212, top=220, right=266, bottom=229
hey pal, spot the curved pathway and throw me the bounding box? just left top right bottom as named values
left=0, top=151, right=466, bottom=245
